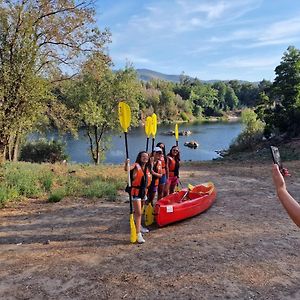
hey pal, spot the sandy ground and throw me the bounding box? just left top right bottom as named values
left=0, top=160, right=300, bottom=300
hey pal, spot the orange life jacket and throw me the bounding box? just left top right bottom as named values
left=160, top=156, right=166, bottom=175
left=131, top=163, right=152, bottom=197
left=168, top=156, right=178, bottom=177
left=152, top=160, right=162, bottom=186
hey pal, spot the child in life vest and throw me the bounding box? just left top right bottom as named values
left=124, top=151, right=152, bottom=243
left=156, top=142, right=169, bottom=199
left=166, top=145, right=180, bottom=195
left=148, top=147, right=163, bottom=205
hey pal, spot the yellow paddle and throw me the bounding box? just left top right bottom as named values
left=145, top=202, right=154, bottom=226
left=175, top=123, right=179, bottom=146
left=151, top=113, right=157, bottom=152
left=145, top=116, right=152, bottom=152
left=145, top=113, right=157, bottom=226
left=188, top=183, right=194, bottom=191
left=118, top=102, right=137, bottom=243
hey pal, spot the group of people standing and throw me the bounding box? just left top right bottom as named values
left=124, top=142, right=181, bottom=243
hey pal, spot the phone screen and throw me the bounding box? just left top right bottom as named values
left=270, top=146, right=283, bottom=171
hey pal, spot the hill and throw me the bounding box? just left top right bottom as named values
left=136, top=68, right=252, bottom=84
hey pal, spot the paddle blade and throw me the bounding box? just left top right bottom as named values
left=145, top=116, right=152, bottom=137
left=145, top=203, right=154, bottom=226
left=118, top=102, right=131, bottom=133
left=130, top=213, right=137, bottom=243
left=188, top=184, right=194, bottom=191
left=175, top=123, right=179, bottom=141
left=151, top=113, right=157, bottom=137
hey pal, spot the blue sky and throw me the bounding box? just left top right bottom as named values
left=96, top=0, right=300, bottom=82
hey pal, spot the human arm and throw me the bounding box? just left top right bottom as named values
left=272, top=164, right=300, bottom=227
left=149, top=158, right=162, bottom=178
left=124, top=160, right=136, bottom=172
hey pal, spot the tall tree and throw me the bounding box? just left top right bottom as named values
left=64, top=56, right=142, bottom=164
left=267, top=46, right=300, bottom=136
left=0, top=0, right=110, bottom=163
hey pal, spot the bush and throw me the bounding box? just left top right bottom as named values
left=48, top=188, right=66, bottom=203
left=0, top=184, right=19, bottom=207
left=20, top=139, right=68, bottom=163
left=83, top=181, right=117, bottom=200
left=5, top=168, right=42, bottom=197
left=39, top=172, right=54, bottom=192
left=228, top=109, right=265, bottom=153
left=180, top=111, right=190, bottom=122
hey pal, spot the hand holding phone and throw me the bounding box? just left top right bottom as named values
left=270, top=146, right=290, bottom=176
left=270, top=146, right=283, bottom=171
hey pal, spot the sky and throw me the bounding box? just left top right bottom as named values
left=96, top=0, right=300, bottom=82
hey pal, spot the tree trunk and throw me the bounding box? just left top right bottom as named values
left=0, top=141, right=7, bottom=165
left=13, top=133, right=20, bottom=162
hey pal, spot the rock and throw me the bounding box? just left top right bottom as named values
left=184, top=141, right=199, bottom=148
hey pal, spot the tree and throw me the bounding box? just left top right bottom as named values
left=0, top=0, right=110, bottom=163
left=263, top=46, right=300, bottom=137
left=64, top=56, right=142, bottom=164
left=224, top=86, right=239, bottom=110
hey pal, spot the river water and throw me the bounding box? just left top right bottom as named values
left=50, top=121, right=242, bottom=164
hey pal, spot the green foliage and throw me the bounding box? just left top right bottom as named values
left=82, top=181, right=117, bottom=200
left=48, top=189, right=66, bottom=203
left=19, top=140, right=68, bottom=163
left=0, top=162, right=126, bottom=206
left=228, top=109, right=264, bottom=153
left=0, top=1, right=110, bottom=163
left=62, top=56, right=142, bottom=164
left=256, top=46, right=300, bottom=138
left=180, top=112, right=190, bottom=121
left=5, top=167, right=42, bottom=198
left=0, top=184, right=19, bottom=207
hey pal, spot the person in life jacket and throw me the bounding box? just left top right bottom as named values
left=124, top=151, right=152, bottom=243
left=165, top=145, right=180, bottom=195
left=148, top=147, right=163, bottom=206
left=156, top=142, right=169, bottom=199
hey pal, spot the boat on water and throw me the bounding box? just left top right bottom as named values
left=154, top=182, right=216, bottom=227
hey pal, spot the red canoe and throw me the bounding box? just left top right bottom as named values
left=154, top=182, right=217, bottom=227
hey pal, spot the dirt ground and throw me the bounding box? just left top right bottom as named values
left=0, top=160, right=300, bottom=300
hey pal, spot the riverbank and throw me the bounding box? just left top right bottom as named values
left=0, top=157, right=299, bottom=299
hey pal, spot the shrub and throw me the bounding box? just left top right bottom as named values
left=180, top=111, right=190, bottom=122
left=39, top=172, right=54, bottom=192
left=20, top=139, right=68, bottom=163
left=5, top=169, right=42, bottom=197
left=83, top=181, right=117, bottom=200
left=48, top=188, right=66, bottom=203
left=228, top=109, right=265, bottom=153
left=0, top=184, right=19, bottom=207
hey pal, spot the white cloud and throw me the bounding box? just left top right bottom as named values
left=124, top=0, right=262, bottom=35
left=209, top=16, right=300, bottom=47
left=210, top=55, right=280, bottom=69
left=112, top=52, right=152, bottom=65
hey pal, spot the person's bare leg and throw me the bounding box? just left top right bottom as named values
left=133, top=200, right=142, bottom=234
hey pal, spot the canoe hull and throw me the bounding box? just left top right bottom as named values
left=154, top=182, right=216, bottom=227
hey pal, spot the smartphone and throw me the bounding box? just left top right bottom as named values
left=270, top=146, right=283, bottom=172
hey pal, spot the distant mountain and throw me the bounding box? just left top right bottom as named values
left=136, top=68, right=222, bottom=83
left=136, top=69, right=183, bottom=82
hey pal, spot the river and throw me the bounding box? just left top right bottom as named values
left=46, top=120, right=242, bottom=164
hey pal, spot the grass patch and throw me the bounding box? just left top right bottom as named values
left=48, top=188, right=66, bottom=203
left=0, top=162, right=126, bottom=206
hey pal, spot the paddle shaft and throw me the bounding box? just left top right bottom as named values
left=151, top=138, right=155, bottom=152
left=124, top=132, right=133, bottom=214
left=146, top=137, right=149, bottom=152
